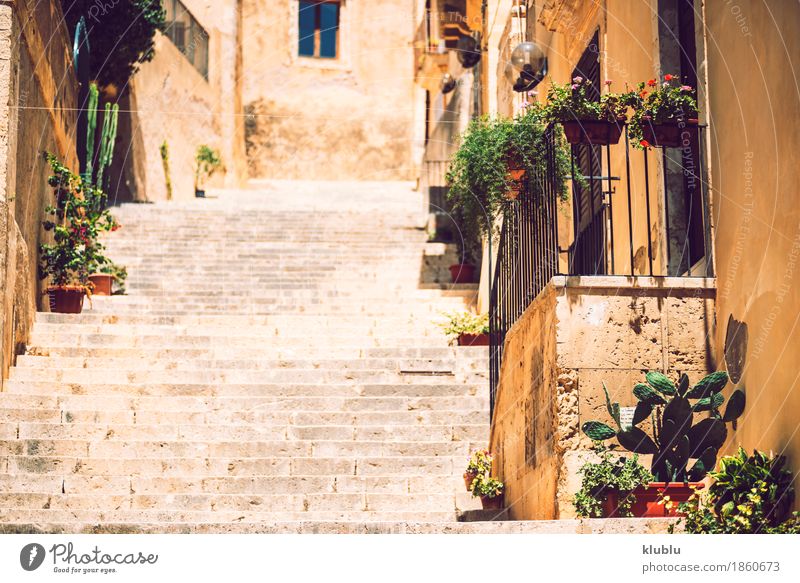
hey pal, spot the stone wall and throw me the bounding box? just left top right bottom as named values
left=489, top=276, right=717, bottom=520
left=0, top=0, right=77, bottom=388
left=242, top=0, right=419, bottom=180
left=116, top=0, right=245, bottom=202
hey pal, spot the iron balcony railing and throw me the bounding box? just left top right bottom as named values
left=489, top=123, right=712, bottom=417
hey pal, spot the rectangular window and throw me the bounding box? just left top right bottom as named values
left=298, top=1, right=340, bottom=59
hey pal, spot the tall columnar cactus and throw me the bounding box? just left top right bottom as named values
left=83, top=82, right=119, bottom=192
left=83, top=83, right=99, bottom=186
left=581, top=371, right=746, bottom=482
left=95, top=101, right=119, bottom=191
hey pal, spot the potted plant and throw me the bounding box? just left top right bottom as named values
left=581, top=370, right=746, bottom=517
left=623, top=75, right=699, bottom=148
left=573, top=443, right=652, bottom=518
left=464, top=449, right=493, bottom=491
left=40, top=155, right=122, bottom=311
left=446, top=105, right=570, bottom=242
left=194, top=145, right=224, bottom=198
left=546, top=77, right=627, bottom=145
left=675, top=448, right=800, bottom=533
left=438, top=311, right=490, bottom=346
left=90, top=259, right=127, bottom=296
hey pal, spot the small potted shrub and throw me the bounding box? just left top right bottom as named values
left=574, top=443, right=652, bottom=518
left=581, top=370, right=745, bottom=517
left=194, top=145, right=224, bottom=198
left=465, top=450, right=504, bottom=510
left=624, top=75, right=699, bottom=148
left=439, top=311, right=490, bottom=346
left=464, top=449, right=493, bottom=491
left=675, top=448, right=800, bottom=533
left=446, top=105, right=570, bottom=242
left=90, top=259, right=128, bottom=296
left=546, top=77, right=627, bottom=145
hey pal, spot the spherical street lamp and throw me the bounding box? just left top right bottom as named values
left=504, top=41, right=547, bottom=92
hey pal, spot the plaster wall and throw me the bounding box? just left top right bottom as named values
left=118, top=0, right=245, bottom=202
left=241, top=0, right=418, bottom=180
left=0, top=0, right=77, bottom=388
left=704, top=0, right=800, bottom=501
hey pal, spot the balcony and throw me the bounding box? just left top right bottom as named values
left=487, top=122, right=717, bottom=520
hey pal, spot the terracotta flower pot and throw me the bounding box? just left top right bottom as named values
left=630, top=482, right=704, bottom=517
left=458, top=333, right=490, bottom=346
left=480, top=494, right=504, bottom=510
left=463, top=471, right=477, bottom=491
left=47, top=286, right=85, bottom=314
left=506, top=166, right=526, bottom=199
left=599, top=488, right=626, bottom=518
left=640, top=116, right=699, bottom=148
left=561, top=118, right=625, bottom=146
left=89, top=273, right=114, bottom=296
left=449, top=264, right=476, bottom=284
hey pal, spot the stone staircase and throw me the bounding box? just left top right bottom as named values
left=0, top=181, right=501, bottom=533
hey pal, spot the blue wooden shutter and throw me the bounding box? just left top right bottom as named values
left=298, top=1, right=316, bottom=56
left=319, top=3, right=339, bottom=58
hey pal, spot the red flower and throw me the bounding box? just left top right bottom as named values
left=647, top=79, right=657, bottom=87
left=638, top=90, right=648, bottom=99
left=664, top=74, right=674, bottom=81
left=640, top=139, right=651, bottom=148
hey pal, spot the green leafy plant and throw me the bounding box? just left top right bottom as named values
left=675, top=448, right=800, bottom=534
left=438, top=311, right=489, bottom=340
left=465, top=449, right=504, bottom=499
left=573, top=443, right=653, bottom=518
left=470, top=473, right=504, bottom=499
left=160, top=140, right=173, bottom=201
left=623, top=74, right=698, bottom=148
left=194, top=145, right=224, bottom=191
left=62, top=1, right=166, bottom=89
left=581, top=371, right=745, bottom=482
left=40, top=154, right=120, bottom=289
left=466, top=449, right=493, bottom=476
left=445, top=105, right=570, bottom=240
left=545, top=77, right=626, bottom=122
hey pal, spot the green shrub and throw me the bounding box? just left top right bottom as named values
left=676, top=448, right=800, bottom=534
left=573, top=443, right=652, bottom=518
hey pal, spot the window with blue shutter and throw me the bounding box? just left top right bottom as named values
left=297, top=1, right=341, bottom=59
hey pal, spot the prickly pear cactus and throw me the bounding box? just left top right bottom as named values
left=581, top=370, right=746, bottom=482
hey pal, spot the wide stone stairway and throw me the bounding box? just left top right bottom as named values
left=0, top=181, right=507, bottom=533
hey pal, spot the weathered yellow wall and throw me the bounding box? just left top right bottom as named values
left=490, top=276, right=716, bottom=519
left=242, top=0, right=418, bottom=180
left=0, top=0, right=77, bottom=387
left=120, top=0, right=245, bottom=202
left=705, top=0, right=800, bottom=494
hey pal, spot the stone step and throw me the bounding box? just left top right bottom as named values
left=0, top=407, right=488, bottom=427
left=8, top=368, right=489, bottom=385
left=0, top=508, right=466, bottom=524
left=0, top=493, right=480, bottom=513
left=3, top=381, right=485, bottom=398
left=0, top=393, right=488, bottom=413
left=0, top=452, right=466, bottom=475
left=23, top=337, right=460, bottom=351
left=0, top=518, right=676, bottom=534
left=14, top=357, right=485, bottom=374
left=1, top=422, right=485, bottom=444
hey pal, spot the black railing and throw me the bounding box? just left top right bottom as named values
left=489, top=123, right=712, bottom=417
